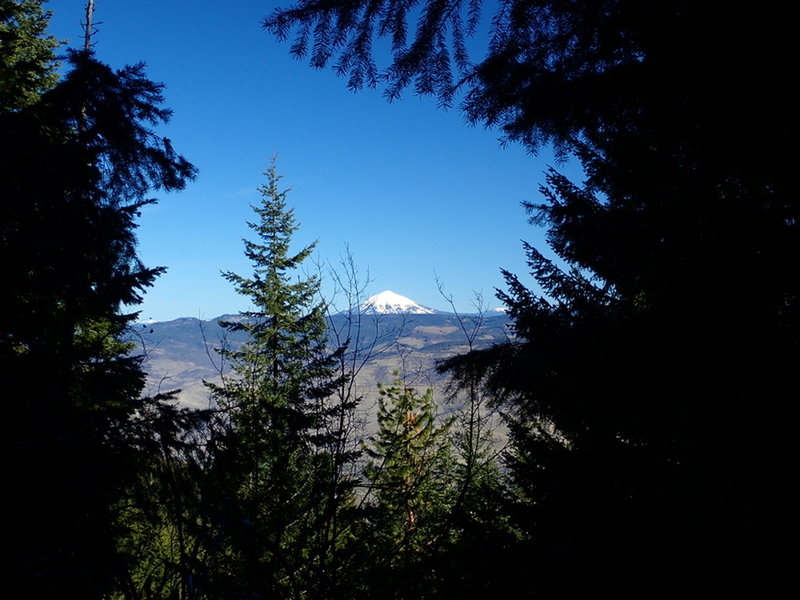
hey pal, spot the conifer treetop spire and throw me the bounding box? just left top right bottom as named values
left=83, top=0, right=95, bottom=51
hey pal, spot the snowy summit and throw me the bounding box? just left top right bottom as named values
left=361, top=290, right=436, bottom=315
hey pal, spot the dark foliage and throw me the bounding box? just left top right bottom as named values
left=265, top=1, right=791, bottom=166
left=267, top=0, right=796, bottom=596
left=2, top=47, right=196, bottom=598
left=2, top=1, right=794, bottom=596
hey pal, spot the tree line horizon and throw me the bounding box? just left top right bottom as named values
left=3, top=1, right=793, bottom=598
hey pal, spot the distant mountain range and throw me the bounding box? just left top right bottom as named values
left=133, top=292, right=512, bottom=410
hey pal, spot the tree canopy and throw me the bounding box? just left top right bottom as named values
left=268, top=0, right=796, bottom=595
left=265, top=1, right=791, bottom=167
left=2, top=6, right=197, bottom=593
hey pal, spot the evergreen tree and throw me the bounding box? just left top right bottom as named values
left=441, top=168, right=797, bottom=596
left=106, top=384, right=221, bottom=600
left=202, top=162, right=352, bottom=599
left=437, top=384, right=513, bottom=599
left=362, top=377, right=455, bottom=599
left=0, top=0, right=60, bottom=111
left=1, top=9, right=196, bottom=592
left=267, top=1, right=795, bottom=595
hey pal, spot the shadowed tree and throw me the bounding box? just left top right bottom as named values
left=440, top=166, right=797, bottom=595
left=1, top=13, right=196, bottom=593
left=267, top=1, right=795, bottom=595
left=265, top=1, right=791, bottom=170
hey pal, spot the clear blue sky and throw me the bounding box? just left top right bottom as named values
left=46, top=0, right=576, bottom=321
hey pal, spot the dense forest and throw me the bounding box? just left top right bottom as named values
left=3, top=1, right=794, bottom=598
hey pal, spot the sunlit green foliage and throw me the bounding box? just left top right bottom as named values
left=202, top=162, right=354, bottom=599
left=362, top=377, right=455, bottom=598
left=0, top=0, right=60, bottom=111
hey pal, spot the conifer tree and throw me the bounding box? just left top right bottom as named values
left=1, top=6, right=197, bottom=595
left=362, top=377, right=455, bottom=599
left=203, top=161, right=351, bottom=599
left=0, top=0, right=60, bottom=111
left=268, top=2, right=795, bottom=595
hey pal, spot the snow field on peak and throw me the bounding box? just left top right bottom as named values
left=361, top=290, right=436, bottom=314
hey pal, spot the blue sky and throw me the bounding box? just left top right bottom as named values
left=45, top=0, right=574, bottom=320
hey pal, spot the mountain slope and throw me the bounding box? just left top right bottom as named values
left=360, top=290, right=436, bottom=314
left=134, top=311, right=510, bottom=409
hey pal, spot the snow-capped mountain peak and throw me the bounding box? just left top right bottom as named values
left=361, top=290, right=435, bottom=314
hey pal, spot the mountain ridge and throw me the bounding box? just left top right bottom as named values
left=133, top=310, right=511, bottom=409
